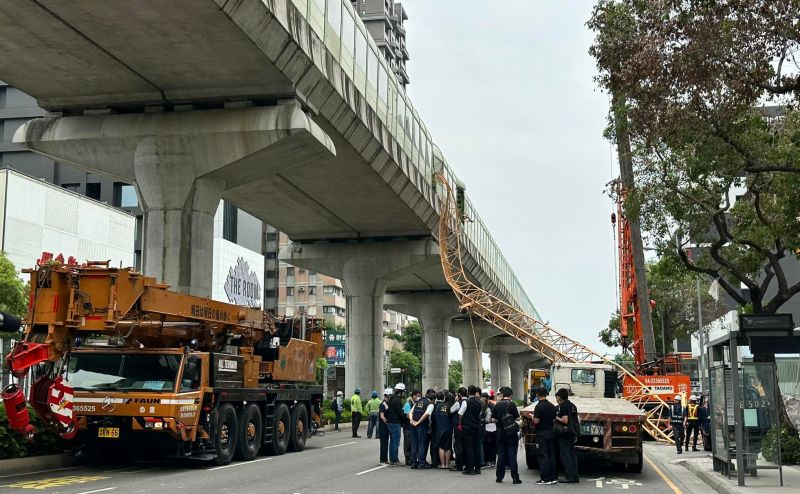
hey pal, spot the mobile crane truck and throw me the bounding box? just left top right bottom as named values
left=1, top=260, right=322, bottom=465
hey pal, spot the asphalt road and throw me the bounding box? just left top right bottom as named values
left=0, top=432, right=705, bottom=494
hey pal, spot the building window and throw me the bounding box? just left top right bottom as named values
left=309, top=286, right=316, bottom=295
left=62, top=183, right=80, bottom=193
left=265, top=270, right=277, bottom=279
left=264, top=289, right=277, bottom=298
left=118, top=184, right=138, bottom=207
left=86, top=182, right=101, bottom=201
left=223, top=202, right=238, bottom=243
left=266, top=252, right=277, bottom=259
left=286, top=287, right=295, bottom=296
left=323, top=306, right=336, bottom=314
left=287, top=267, right=295, bottom=277
left=266, top=232, right=277, bottom=241
left=322, top=285, right=343, bottom=296
left=309, top=270, right=316, bottom=276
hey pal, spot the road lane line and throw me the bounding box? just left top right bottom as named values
left=355, top=465, right=387, bottom=476
left=644, top=454, right=683, bottom=494
left=75, top=488, right=117, bottom=494
left=0, top=466, right=82, bottom=478
left=323, top=441, right=357, bottom=449
left=207, top=457, right=272, bottom=471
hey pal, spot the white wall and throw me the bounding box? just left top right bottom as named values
left=0, top=170, right=134, bottom=275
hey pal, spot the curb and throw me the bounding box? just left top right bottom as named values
left=676, top=458, right=739, bottom=494
left=0, top=454, right=74, bottom=477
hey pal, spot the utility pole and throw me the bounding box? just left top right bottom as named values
left=611, top=91, right=657, bottom=362
left=696, top=277, right=706, bottom=392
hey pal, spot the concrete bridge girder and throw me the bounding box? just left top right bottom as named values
left=14, top=105, right=335, bottom=296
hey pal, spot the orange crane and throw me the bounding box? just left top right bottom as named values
left=612, top=181, right=692, bottom=404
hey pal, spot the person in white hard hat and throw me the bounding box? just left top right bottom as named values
left=667, top=394, right=686, bottom=454
left=685, top=395, right=700, bottom=452
left=386, top=383, right=406, bottom=465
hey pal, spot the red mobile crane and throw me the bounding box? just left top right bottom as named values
left=612, top=181, right=691, bottom=404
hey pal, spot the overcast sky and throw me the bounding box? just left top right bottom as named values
left=394, top=1, right=619, bottom=365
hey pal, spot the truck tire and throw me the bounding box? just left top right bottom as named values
left=625, top=449, right=643, bottom=473
left=288, top=404, right=308, bottom=452
left=525, top=445, right=539, bottom=470
left=213, top=404, right=238, bottom=466
left=235, top=404, right=263, bottom=461
left=263, top=403, right=290, bottom=456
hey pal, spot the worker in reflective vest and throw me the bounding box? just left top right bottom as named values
left=409, top=389, right=434, bottom=469
left=668, top=394, right=686, bottom=454
left=684, top=395, right=700, bottom=452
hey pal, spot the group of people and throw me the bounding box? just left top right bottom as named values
left=364, top=383, right=523, bottom=483
left=667, top=393, right=710, bottom=454
left=333, top=382, right=582, bottom=485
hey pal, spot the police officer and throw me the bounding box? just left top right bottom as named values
left=668, top=394, right=686, bottom=454
left=409, top=389, right=434, bottom=469
left=685, top=395, right=700, bottom=452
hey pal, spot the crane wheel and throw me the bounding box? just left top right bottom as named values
left=288, top=404, right=308, bottom=452
left=213, top=404, right=238, bottom=466
left=262, top=403, right=290, bottom=455
left=235, top=404, right=263, bottom=461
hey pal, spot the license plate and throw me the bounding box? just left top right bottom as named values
left=98, top=427, right=120, bottom=438
left=580, top=421, right=603, bottom=436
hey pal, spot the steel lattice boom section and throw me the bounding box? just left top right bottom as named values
left=434, top=172, right=674, bottom=443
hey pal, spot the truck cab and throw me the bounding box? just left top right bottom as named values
left=521, top=362, right=644, bottom=473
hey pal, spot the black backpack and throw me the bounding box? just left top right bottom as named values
left=499, top=402, right=519, bottom=434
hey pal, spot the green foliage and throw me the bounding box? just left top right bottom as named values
left=315, top=358, right=327, bottom=385
left=448, top=360, right=463, bottom=391
left=0, top=405, right=63, bottom=459
left=762, top=425, right=800, bottom=465
left=588, top=0, right=800, bottom=316
left=0, top=253, right=28, bottom=327
left=388, top=350, right=421, bottom=389
left=600, top=311, right=622, bottom=348
left=400, top=321, right=422, bottom=358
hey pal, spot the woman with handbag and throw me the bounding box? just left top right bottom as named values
left=554, top=388, right=579, bottom=484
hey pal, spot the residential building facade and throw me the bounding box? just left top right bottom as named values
left=352, top=0, right=410, bottom=86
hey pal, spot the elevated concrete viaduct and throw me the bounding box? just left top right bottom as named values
left=2, top=0, right=542, bottom=396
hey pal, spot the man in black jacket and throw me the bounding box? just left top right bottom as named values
left=459, top=385, right=483, bottom=475
left=493, top=387, right=521, bottom=484
left=386, top=383, right=407, bottom=466
left=532, top=387, right=557, bottom=485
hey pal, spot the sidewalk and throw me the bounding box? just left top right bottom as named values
left=645, top=442, right=800, bottom=494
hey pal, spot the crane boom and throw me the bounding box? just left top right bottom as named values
left=433, top=172, right=674, bottom=443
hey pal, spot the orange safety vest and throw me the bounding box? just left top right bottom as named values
left=687, top=403, right=699, bottom=421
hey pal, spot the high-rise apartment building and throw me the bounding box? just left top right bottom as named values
left=352, top=0, right=410, bottom=87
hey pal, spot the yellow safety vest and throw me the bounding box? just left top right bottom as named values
left=687, top=403, right=699, bottom=421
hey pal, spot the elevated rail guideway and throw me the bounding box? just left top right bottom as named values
left=1, top=0, right=538, bottom=393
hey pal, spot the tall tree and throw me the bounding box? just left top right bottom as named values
left=589, top=0, right=800, bottom=437
left=400, top=320, right=422, bottom=358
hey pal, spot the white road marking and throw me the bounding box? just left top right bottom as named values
left=0, top=466, right=81, bottom=478
left=75, top=488, right=117, bottom=494
left=322, top=441, right=357, bottom=449
left=355, top=465, right=387, bottom=476
left=207, top=457, right=272, bottom=471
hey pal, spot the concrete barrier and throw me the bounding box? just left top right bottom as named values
left=0, top=454, right=74, bottom=477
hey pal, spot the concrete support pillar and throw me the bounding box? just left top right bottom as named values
left=15, top=104, right=335, bottom=296
left=384, top=293, right=459, bottom=392
left=489, top=351, right=510, bottom=391
left=509, top=351, right=541, bottom=400
left=280, top=240, right=438, bottom=396
left=451, top=320, right=500, bottom=388
left=342, top=262, right=388, bottom=401
left=134, top=140, right=224, bottom=296
left=461, top=336, right=484, bottom=389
